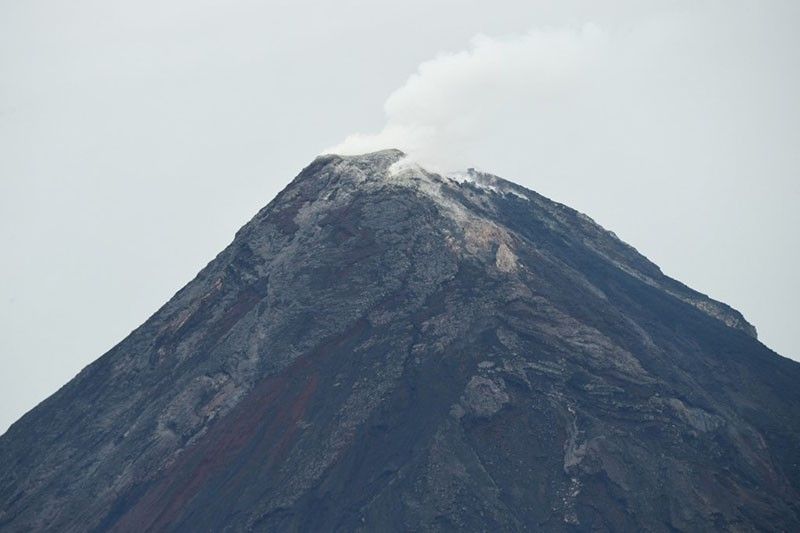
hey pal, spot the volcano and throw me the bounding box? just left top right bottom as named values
left=1, top=149, right=798, bottom=531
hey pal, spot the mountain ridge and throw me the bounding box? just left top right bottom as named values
left=1, top=149, right=797, bottom=532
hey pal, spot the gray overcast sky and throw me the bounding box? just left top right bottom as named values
left=1, top=0, right=798, bottom=434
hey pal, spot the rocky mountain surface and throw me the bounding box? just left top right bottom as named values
left=1, top=149, right=798, bottom=532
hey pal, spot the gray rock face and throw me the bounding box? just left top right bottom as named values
left=461, top=376, right=510, bottom=418
left=0, top=149, right=798, bottom=532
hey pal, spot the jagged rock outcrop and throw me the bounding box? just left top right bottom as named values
left=1, top=149, right=798, bottom=532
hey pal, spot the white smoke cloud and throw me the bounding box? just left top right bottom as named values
left=326, top=24, right=607, bottom=171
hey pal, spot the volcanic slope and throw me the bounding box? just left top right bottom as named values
left=1, top=149, right=798, bottom=532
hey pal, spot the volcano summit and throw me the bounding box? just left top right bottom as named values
left=1, top=150, right=798, bottom=532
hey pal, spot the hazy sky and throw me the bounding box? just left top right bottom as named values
left=1, top=0, right=798, bottom=434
